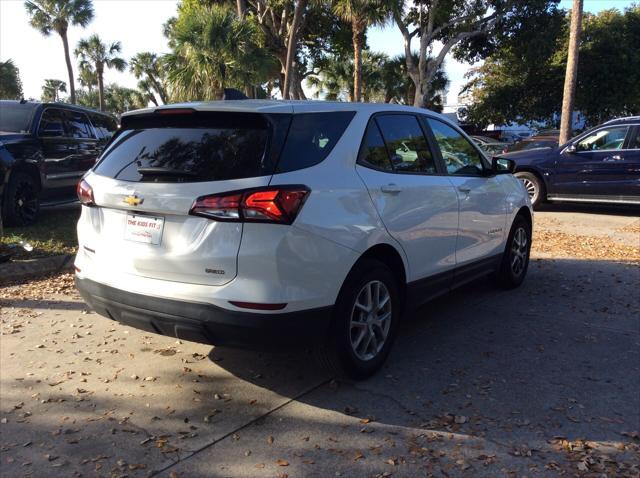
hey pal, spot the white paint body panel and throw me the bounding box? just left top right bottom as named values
left=76, top=101, right=532, bottom=314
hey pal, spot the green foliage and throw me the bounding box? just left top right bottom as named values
left=75, top=34, right=126, bottom=73
left=467, top=5, right=640, bottom=127
left=41, top=78, right=67, bottom=101
left=0, top=60, right=23, bottom=99
left=130, top=52, right=169, bottom=104
left=24, top=0, right=93, bottom=36
left=164, top=3, right=276, bottom=101
left=76, top=83, right=146, bottom=114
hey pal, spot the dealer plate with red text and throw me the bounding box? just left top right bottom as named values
left=124, top=214, right=165, bottom=245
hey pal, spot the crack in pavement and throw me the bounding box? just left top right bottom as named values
left=150, top=378, right=331, bottom=476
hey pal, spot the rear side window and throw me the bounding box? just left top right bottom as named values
left=358, top=121, right=393, bottom=171
left=376, top=114, right=437, bottom=174
left=65, top=111, right=94, bottom=139
left=90, top=113, right=118, bottom=141
left=276, top=111, right=355, bottom=173
left=38, top=108, right=66, bottom=137
left=94, top=112, right=271, bottom=183
left=426, top=117, right=485, bottom=176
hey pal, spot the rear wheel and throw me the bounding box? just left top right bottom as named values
left=495, top=215, right=531, bottom=289
left=2, top=171, right=40, bottom=226
left=515, top=171, right=545, bottom=208
left=317, top=259, right=401, bottom=379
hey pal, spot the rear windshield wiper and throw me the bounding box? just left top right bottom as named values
left=137, top=167, right=197, bottom=177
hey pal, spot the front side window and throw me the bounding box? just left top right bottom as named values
left=90, top=113, right=118, bottom=141
left=38, top=108, right=66, bottom=137
left=426, top=118, right=485, bottom=176
left=575, top=126, right=629, bottom=151
left=376, top=114, right=436, bottom=174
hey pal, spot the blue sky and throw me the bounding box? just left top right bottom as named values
left=0, top=0, right=634, bottom=103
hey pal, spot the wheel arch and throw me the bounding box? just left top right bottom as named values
left=514, top=167, right=547, bottom=189
left=359, top=243, right=407, bottom=286
left=8, top=162, right=42, bottom=192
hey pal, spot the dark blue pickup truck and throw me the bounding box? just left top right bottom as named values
left=0, top=100, right=118, bottom=225
left=500, top=116, right=640, bottom=207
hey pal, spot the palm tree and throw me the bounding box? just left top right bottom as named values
left=164, top=4, right=273, bottom=101
left=0, top=60, right=24, bottom=99
left=77, top=62, right=97, bottom=92
left=41, top=79, right=67, bottom=102
left=333, top=0, right=388, bottom=102
left=24, top=0, right=94, bottom=104
left=75, top=34, right=126, bottom=111
left=130, top=52, right=168, bottom=104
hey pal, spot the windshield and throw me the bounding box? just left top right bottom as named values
left=0, top=102, right=37, bottom=133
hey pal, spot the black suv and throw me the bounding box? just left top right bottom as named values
left=0, top=100, right=118, bottom=225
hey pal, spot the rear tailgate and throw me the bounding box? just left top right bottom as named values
left=77, top=110, right=290, bottom=286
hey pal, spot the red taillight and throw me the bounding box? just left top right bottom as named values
left=77, top=179, right=94, bottom=206
left=190, top=186, right=309, bottom=225
left=155, top=108, right=195, bottom=115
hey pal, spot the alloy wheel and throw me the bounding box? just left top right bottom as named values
left=520, top=178, right=537, bottom=201
left=510, top=227, right=529, bottom=276
left=349, top=280, right=392, bottom=361
left=14, top=181, right=38, bottom=225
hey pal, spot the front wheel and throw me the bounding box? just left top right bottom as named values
left=495, top=215, right=532, bottom=289
left=317, top=259, right=401, bottom=380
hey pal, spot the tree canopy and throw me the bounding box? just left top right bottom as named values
left=0, top=60, right=24, bottom=100
left=466, top=4, right=640, bottom=127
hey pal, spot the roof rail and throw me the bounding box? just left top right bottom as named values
left=602, top=116, right=640, bottom=125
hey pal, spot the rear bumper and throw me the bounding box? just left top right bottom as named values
left=75, top=277, right=332, bottom=348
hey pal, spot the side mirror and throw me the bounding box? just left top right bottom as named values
left=491, top=157, right=515, bottom=174
left=565, top=144, right=577, bottom=153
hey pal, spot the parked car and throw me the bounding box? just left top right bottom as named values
left=471, top=135, right=507, bottom=156
left=500, top=116, right=640, bottom=207
left=0, top=100, right=118, bottom=226
left=74, top=101, right=533, bottom=379
left=502, top=135, right=559, bottom=154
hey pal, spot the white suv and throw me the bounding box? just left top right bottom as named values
left=75, top=101, right=532, bottom=378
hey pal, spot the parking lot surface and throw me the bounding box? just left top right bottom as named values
left=1, top=206, right=639, bottom=477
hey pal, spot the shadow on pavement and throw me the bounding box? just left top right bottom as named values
left=536, top=202, right=640, bottom=217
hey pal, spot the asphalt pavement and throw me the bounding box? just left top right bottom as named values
left=1, top=206, right=638, bottom=478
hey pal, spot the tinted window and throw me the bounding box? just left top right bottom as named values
left=633, top=128, right=640, bottom=149
left=94, top=113, right=271, bottom=183
left=0, top=102, right=37, bottom=133
left=358, top=121, right=393, bottom=171
left=376, top=114, right=436, bottom=174
left=38, top=108, right=66, bottom=137
left=276, top=111, right=355, bottom=172
left=90, top=113, right=118, bottom=140
left=426, top=118, right=485, bottom=176
left=576, top=126, right=629, bottom=151
left=65, top=111, right=94, bottom=139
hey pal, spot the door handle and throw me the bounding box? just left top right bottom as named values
left=380, top=184, right=401, bottom=194
left=457, top=187, right=472, bottom=194
left=603, top=154, right=623, bottom=162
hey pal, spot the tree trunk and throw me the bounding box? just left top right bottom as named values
left=236, top=0, right=247, bottom=18
left=97, top=65, right=105, bottom=111
left=282, top=0, right=307, bottom=99
left=559, top=0, right=583, bottom=144
left=60, top=31, right=76, bottom=104
left=352, top=20, right=365, bottom=102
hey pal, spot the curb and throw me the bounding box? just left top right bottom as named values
left=0, top=254, right=74, bottom=285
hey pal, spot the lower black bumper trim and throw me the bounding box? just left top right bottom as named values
left=75, top=277, right=332, bottom=348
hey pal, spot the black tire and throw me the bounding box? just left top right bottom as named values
left=2, top=171, right=40, bottom=227
left=317, top=259, right=401, bottom=380
left=495, top=215, right=531, bottom=289
left=515, top=171, right=545, bottom=208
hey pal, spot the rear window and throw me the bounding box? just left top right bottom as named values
left=94, top=112, right=272, bottom=183
left=94, top=110, right=355, bottom=182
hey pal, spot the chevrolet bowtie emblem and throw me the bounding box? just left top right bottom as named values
left=123, top=195, right=143, bottom=206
